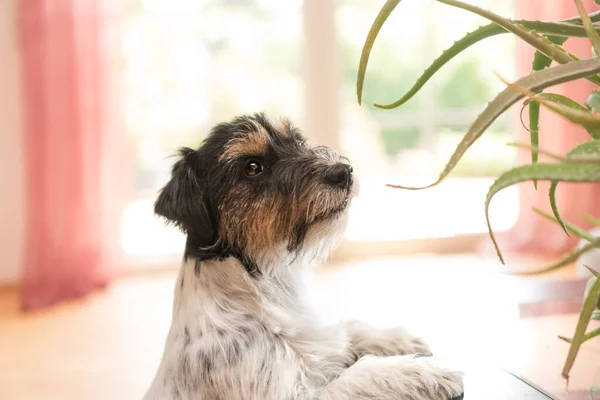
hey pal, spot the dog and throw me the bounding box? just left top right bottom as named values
left=143, top=113, right=464, bottom=400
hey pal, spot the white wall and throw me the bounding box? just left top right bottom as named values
left=0, top=0, right=24, bottom=284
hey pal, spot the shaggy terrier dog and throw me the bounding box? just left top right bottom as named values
left=144, top=113, right=464, bottom=400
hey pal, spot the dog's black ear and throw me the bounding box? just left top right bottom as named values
left=154, top=148, right=214, bottom=246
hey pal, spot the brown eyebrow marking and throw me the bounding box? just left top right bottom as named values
left=219, top=122, right=270, bottom=162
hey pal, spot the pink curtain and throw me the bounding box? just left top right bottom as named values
left=478, top=0, right=600, bottom=261
left=18, top=0, right=124, bottom=310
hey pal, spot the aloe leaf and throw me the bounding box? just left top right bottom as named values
left=526, top=141, right=600, bottom=247
left=506, top=142, right=563, bottom=160
left=506, top=84, right=600, bottom=136
left=526, top=90, right=598, bottom=109
left=533, top=207, right=595, bottom=241
left=543, top=238, right=600, bottom=273
left=549, top=140, right=600, bottom=232
left=374, top=23, right=500, bottom=109
left=563, top=274, right=600, bottom=378
left=387, top=59, right=600, bottom=190
left=567, top=155, right=600, bottom=162
left=524, top=102, right=540, bottom=186
left=565, top=140, right=600, bottom=158
left=575, top=0, right=600, bottom=57
left=527, top=93, right=600, bottom=200
left=530, top=21, right=600, bottom=36
left=485, top=163, right=600, bottom=263
left=584, top=276, right=600, bottom=310
left=586, top=90, right=600, bottom=113
left=533, top=95, right=600, bottom=130
left=435, top=1, right=576, bottom=62
left=527, top=93, right=600, bottom=139
left=558, top=327, right=600, bottom=344
left=559, top=10, right=600, bottom=25
left=583, top=214, right=600, bottom=227
left=573, top=140, right=600, bottom=155
left=548, top=181, right=571, bottom=236
left=527, top=93, right=600, bottom=181
left=356, top=0, right=402, bottom=105
left=530, top=10, right=600, bottom=34
left=529, top=36, right=568, bottom=188
left=585, top=265, right=600, bottom=277
left=530, top=37, right=568, bottom=76
left=526, top=93, right=591, bottom=110
left=375, top=16, right=600, bottom=109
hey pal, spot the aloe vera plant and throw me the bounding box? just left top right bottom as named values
left=357, top=0, right=600, bottom=379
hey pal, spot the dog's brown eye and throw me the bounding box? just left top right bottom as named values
left=245, top=161, right=263, bottom=177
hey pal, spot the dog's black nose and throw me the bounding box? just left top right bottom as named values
left=326, top=163, right=353, bottom=190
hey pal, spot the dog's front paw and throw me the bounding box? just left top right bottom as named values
left=348, top=321, right=433, bottom=357
left=322, top=354, right=463, bottom=400
left=416, top=356, right=464, bottom=400
left=395, top=329, right=432, bottom=357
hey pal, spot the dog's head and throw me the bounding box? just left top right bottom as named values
left=155, top=113, right=357, bottom=270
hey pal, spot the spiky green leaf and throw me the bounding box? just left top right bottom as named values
left=529, top=36, right=569, bottom=189
left=558, top=327, right=600, bottom=344
left=531, top=36, right=568, bottom=74
left=583, top=214, right=600, bottom=226
left=374, top=23, right=500, bottom=109
left=370, top=13, right=600, bottom=109
left=356, top=0, right=402, bottom=105
left=583, top=275, right=600, bottom=310
left=547, top=140, right=600, bottom=233
left=506, top=141, right=563, bottom=160
left=533, top=208, right=594, bottom=240
left=434, top=0, right=600, bottom=86
left=387, top=59, right=600, bottom=190
left=567, top=140, right=600, bottom=157
left=485, top=163, right=600, bottom=264
left=585, top=265, right=600, bottom=277
left=548, top=181, right=569, bottom=235
left=585, top=275, right=599, bottom=299
left=524, top=94, right=600, bottom=191
left=524, top=93, right=600, bottom=138
left=529, top=102, right=540, bottom=188
left=523, top=92, right=600, bottom=136
left=526, top=93, right=589, bottom=109
left=563, top=274, right=600, bottom=378
left=575, top=0, right=600, bottom=57
left=532, top=238, right=600, bottom=273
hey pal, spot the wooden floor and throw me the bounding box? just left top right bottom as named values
left=1, top=254, right=599, bottom=400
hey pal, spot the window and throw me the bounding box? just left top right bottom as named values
left=119, top=0, right=303, bottom=262
left=118, top=0, right=520, bottom=265
left=336, top=0, right=519, bottom=248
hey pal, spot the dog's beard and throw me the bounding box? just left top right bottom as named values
left=292, top=179, right=358, bottom=265
left=295, top=209, right=349, bottom=267
left=249, top=207, right=349, bottom=276
left=321, top=195, right=350, bottom=219
left=305, top=175, right=359, bottom=222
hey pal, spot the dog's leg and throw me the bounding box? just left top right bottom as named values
left=315, top=354, right=464, bottom=400
left=345, top=320, right=432, bottom=359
